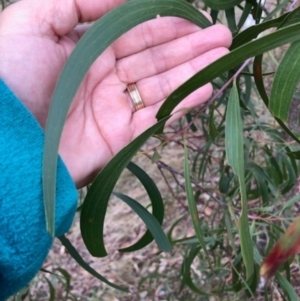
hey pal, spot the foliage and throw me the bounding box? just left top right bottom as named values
left=9, top=0, right=300, bottom=299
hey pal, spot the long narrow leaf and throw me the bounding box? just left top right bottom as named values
left=225, top=8, right=237, bottom=34
left=119, top=162, right=164, bottom=252
left=80, top=117, right=169, bottom=257
left=167, top=214, right=187, bottom=244
left=114, top=192, right=172, bottom=253
left=237, top=2, right=253, bottom=32
left=180, top=245, right=209, bottom=295
left=232, top=6, right=300, bottom=50
left=58, top=235, right=128, bottom=292
left=56, top=268, right=71, bottom=300
left=269, top=41, right=300, bottom=121
left=225, top=83, right=244, bottom=176
left=44, top=278, right=56, bottom=301
left=264, top=0, right=290, bottom=21
left=253, top=55, right=300, bottom=144
left=183, top=139, right=211, bottom=264
left=225, top=82, right=254, bottom=279
left=208, top=105, right=218, bottom=140
left=231, top=12, right=285, bottom=49
left=203, top=0, right=243, bottom=10
left=43, top=0, right=212, bottom=236
left=287, top=150, right=300, bottom=160
left=276, top=272, right=300, bottom=301
left=157, top=22, right=300, bottom=121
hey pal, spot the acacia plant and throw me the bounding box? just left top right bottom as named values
left=10, top=0, right=300, bottom=300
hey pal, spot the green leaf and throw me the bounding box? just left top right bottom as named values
left=180, top=245, right=210, bottom=295
left=242, top=67, right=252, bottom=106
left=43, top=0, right=212, bottom=237
left=203, top=0, right=243, bottom=10
left=253, top=7, right=300, bottom=122
left=186, top=113, right=198, bottom=132
left=151, top=149, right=162, bottom=163
left=250, top=164, right=269, bottom=206
left=281, top=194, right=300, bottom=213
left=56, top=268, right=71, bottom=299
left=196, top=141, right=212, bottom=180
left=237, top=2, right=253, bottom=32
left=232, top=15, right=286, bottom=50
left=280, top=152, right=297, bottom=194
left=118, top=162, right=164, bottom=252
left=58, top=235, right=128, bottom=292
left=231, top=253, right=243, bottom=292
left=44, top=278, right=56, bottom=301
left=269, top=41, right=300, bottom=121
left=157, top=22, right=300, bottom=122
left=277, top=3, right=300, bottom=28
left=250, top=159, right=278, bottom=195
left=264, top=0, right=291, bottom=22
left=224, top=211, right=237, bottom=255
left=231, top=7, right=300, bottom=50
left=219, top=167, right=234, bottom=195
left=225, top=83, right=244, bottom=177
left=208, top=105, right=218, bottom=140
left=253, top=55, right=300, bottom=144
left=210, top=9, right=219, bottom=24
left=225, top=82, right=254, bottom=279
left=80, top=117, right=168, bottom=257
left=114, top=192, right=172, bottom=253
left=253, top=54, right=269, bottom=106
left=287, top=150, right=300, bottom=160
left=183, top=139, right=211, bottom=263
left=225, top=8, right=237, bottom=34
left=167, top=214, right=187, bottom=244
left=276, top=272, right=300, bottom=301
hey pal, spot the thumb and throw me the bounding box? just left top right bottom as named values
left=0, top=0, right=126, bottom=36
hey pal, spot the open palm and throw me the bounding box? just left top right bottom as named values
left=0, top=0, right=231, bottom=187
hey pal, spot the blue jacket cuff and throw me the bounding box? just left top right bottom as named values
left=0, top=80, right=78, bottom=300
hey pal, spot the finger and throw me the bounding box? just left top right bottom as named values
left=131, top=83, right=213, bottom=137
left=128, top=47, right=229, bottom=107
left=112, top=10, right=212, bottom=58
left=73, top=23, right=92, bottom=39
left=1, top=0, right=125, bottom=35
left=116, top=24, right=232, bottom=83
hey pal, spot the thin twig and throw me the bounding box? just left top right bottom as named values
left=158, top=167, right=188, bottom=210
left=154, top=158, right=226, bottom=207
left=207, top=58, right=252, bottom=105
left=172, top=57, right=253, bottom=137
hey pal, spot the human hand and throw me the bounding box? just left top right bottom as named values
left=0, top=0, right=231, bottom=187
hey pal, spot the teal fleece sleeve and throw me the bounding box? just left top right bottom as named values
left=0, top=80, right=78, bottom=300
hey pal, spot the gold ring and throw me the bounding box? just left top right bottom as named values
left=127, top=83, right=145, bottom=111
